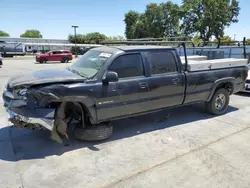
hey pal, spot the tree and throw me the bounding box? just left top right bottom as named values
left=246, top=39, right=250, bottom=45
left=0, top=30, right=9, bottom=37
left=192, top=34, right=202, bottom=46
left=68, top=32, right=107, bottom=44
left=213, top=35, right=236, bottom=46
left=84, top=32, right=107, bottom=44
left=124, top=10, right=141, bottom=39
left=106, top=35, right=125, bottom=40
left=181, top=0, right=240, bottom=42
left=124, top=1, right=181, bottom=39
left=68, top=34, right=86, bottom=44
left=20, top=29, right=43, bottom=38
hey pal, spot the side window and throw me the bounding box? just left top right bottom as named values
left=148, top=51, right=177, bottom=75
left=109, top=54, right=144, bottom=78
left=53, top=51, right=62, bottom=54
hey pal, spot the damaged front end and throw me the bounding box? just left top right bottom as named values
left=3, top=84, right=83, bottom=144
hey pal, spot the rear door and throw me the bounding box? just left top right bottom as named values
left=146, top=50, right=185, bottom=110
left=97, top=53, right=151, bottom=121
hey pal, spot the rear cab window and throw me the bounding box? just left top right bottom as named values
left=108, top=53, right=144, bottom=78
left=147, top=50, right=178, bottom=75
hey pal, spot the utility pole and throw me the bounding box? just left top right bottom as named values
left=71, top=25, right=78, bottom=58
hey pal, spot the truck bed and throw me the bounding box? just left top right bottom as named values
left=181, top=57, right=247, bottom=72
left=180, top=55, right=207, bottom=61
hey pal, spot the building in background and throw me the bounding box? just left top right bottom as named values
left=0, top=37, right=101, bottom=57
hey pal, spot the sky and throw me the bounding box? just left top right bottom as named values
left=1, top=0, right=250, bottom=40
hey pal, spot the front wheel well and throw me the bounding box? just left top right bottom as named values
left=53, top=101, right=91, bottom=127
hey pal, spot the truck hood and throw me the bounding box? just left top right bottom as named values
left=8, top=68, right=86, bottom=88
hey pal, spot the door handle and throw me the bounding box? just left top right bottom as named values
left=172, top=78, right=180, bottom=84
left=139, top=83, right=148, bottom=89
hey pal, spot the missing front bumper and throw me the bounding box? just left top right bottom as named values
left=6, top=108, right=55, bottom=131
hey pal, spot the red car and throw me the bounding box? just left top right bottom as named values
left=36, top=50, right=73, bottom=63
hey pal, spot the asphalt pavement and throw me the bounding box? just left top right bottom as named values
left=1, top=59, right=250, bottom=188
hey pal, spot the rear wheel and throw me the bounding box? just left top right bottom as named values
left=206, top=88, right=229, bottom=115
left=61, top=57, right=69, bottom=63
left=74, top=123, right=113, bottom=141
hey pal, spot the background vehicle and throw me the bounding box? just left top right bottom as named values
left=242, top=63, right=250, bottom=92
left=3, top=45, right=248, bottom=144
left=0, top=41, right=26, bottom=57
left=35, top=50, right=73, bottom=63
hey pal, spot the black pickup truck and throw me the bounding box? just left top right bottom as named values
left=2, top=46, right=248, bottom=143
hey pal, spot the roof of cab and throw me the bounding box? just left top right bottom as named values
left=112, top=45, right=173, bottom=51
left=92, top=45, right=174, bottom=53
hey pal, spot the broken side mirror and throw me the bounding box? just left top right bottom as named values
left=102, top=71, right=118, bottom=83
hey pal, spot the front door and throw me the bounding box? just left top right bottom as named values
left=96, top=53, right=150, bottom=121
left=51, top=51, right=62, bottom=61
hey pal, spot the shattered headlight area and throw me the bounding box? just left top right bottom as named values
left=3, top=86, right=28, bottom=108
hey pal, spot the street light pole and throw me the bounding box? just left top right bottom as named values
left=71, top=25, right=78, bottom=58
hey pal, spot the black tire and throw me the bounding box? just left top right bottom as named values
left=74, top=123, right=113, bottom=141
left=61, top=57, right=69, bottom=63
left=40, top=58, right=46, bottom=64
left=206, top=88, right=229, bottom=115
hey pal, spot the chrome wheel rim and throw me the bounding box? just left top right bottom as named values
left=215, top=94, right=226, bottom=110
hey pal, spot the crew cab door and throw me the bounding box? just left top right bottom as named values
left=96, top=53, right=150, bottom=121
left=146, top=50, right=185, bottom=110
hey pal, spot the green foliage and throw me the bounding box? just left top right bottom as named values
left=68, top=32, right=107, bottom=44
left=181, top=0, right=240, bottom=42
left=192, top=34, right=202, bottom=46
left=213, top=35, right=236, bottom=46
left=124, top=10, right=140, bottom=39
left=124, top=1, right=180, bottom=39
left=106, top=35, right=125, bottom=41
left=246, top=39, right=250, bottom=45
left=20, top=29, right=43, bottom=38
left=0, top=30, right=9, bottom=37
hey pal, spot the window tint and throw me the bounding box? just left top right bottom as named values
left=148, top=51, right=177, bottom=74
left=109, top=54, right=144, bottom=78
left=53, top=51, right=62, bottom=54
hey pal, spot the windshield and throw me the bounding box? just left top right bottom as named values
left=68, top=50, right=112, bottom=78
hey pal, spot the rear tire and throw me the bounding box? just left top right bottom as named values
left=206, top=88, right=229, bottom=115
left=61, top=57, right=69, bottom=63
left=74, top=123, right=113, bottom=141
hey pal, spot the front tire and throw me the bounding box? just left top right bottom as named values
left=206, top=88, right=229, bottom=115
left=74, top=123, right=113, bottom=141
left=40, top=58, right=46, bottom=64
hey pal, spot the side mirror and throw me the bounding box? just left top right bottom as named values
left=102, top=71, right=118, bottom=83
